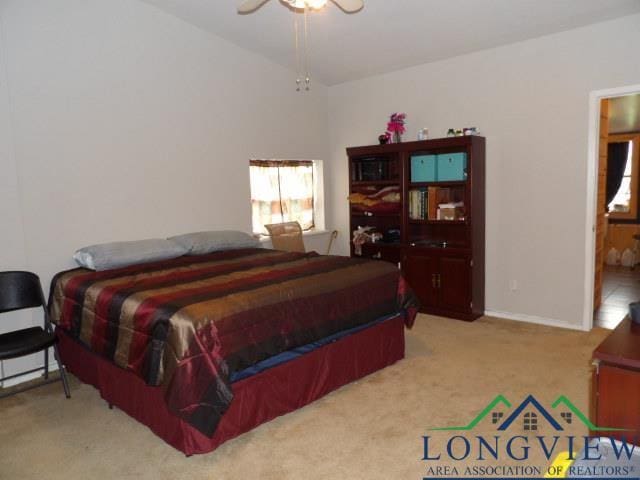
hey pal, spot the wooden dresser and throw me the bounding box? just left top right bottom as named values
left=591, top=317, right=640, bottom=439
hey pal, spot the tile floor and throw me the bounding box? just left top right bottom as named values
left=595, top=265, right=640, bottom=329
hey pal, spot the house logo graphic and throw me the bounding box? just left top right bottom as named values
left=421, top=394, right=638, bottom=478
left=430, top=394, right=629, bottom=433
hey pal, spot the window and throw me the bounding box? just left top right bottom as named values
left=523, top=412, right=537, bottom=431
left=608, top=134, right=640, bottom=222
left=250, top=160, right=323, bottom=235
left=560, top=412, right=572, bottom=424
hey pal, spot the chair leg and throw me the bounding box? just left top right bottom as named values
left=53, top=343, right=71, bottom=399
left=44, top=347, right=49, bottom=380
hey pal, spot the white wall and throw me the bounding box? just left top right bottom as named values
left=0, top=15, right=34, bottom=381
left=327, top=13, right=640, bottom=329
left=0, top=0, right=328, bottom=380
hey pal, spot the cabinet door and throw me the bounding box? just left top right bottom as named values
left=403, top=251, right=439, bottom=309
left=595, top=364, right=640, bottom=440
left=439, top=256, right=472, bottom=312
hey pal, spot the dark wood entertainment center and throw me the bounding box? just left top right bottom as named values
left=347, top=136, right=485, bottom=321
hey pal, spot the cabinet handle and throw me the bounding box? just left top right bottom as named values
left=432, top=274, right=437, bottom=288
left=437, top=274, right=442, bottom=288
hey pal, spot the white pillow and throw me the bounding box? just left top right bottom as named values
left=73, top=238, right=188, bottom=271
left=169, top=230, right=260, bottom=255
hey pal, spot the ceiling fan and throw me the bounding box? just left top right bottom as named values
left=238, top=0, right=364, bottom=14
left=238, top=0, right=364, bottom=91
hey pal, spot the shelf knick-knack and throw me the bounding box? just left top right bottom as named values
left=386, top=113, right=406, bottom=144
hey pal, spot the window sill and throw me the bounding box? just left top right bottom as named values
left=303, top=228, right=330, bottom=237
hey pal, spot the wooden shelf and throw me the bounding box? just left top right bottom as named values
left=351, top=180, right=400, bottom=187
left=409, top=181, right=466, bottom=187
left=350, top=210, right=401, bottom=218
left=346, top=135, right=477, bottom=155
left=347, top=136, right=485, bottom=321
left=408, top=219, right=467, bottom=225
left=361, top=242, right=402, bottom=248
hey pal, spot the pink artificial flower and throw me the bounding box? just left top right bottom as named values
left=385, top=112, right=407, bottom=139
left=386, top=121, right=406, bottom=134
left=390, top=113, right=406, bottom=123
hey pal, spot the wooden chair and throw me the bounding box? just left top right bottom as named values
left=264, top=221, right=305, bottom=253
left=0, top=271, right=71, bottom=398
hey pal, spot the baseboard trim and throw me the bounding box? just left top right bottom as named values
left=0, top=364, right=59, bottom=388
left=484, top=310, right=586, bottom=332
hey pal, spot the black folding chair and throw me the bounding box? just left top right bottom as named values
left=0, top=271, right=70, bottom=399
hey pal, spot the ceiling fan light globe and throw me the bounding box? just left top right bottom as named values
left=287, top=0, right=328, bottom=9
left=306, top=0, right=328, bottom=9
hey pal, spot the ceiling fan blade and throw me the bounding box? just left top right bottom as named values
left=237, top=0, right=272, bottom=14
left=331, top=0, right=364, bottom=13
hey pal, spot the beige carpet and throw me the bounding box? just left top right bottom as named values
left=0, top=315, right=608, bottom=480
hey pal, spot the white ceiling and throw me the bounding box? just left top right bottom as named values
left=141, top=0, right=640, bottom=86
left=609, top=94, right=640, bottom=134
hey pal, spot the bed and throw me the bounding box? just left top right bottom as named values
left=49, top=247, right=417, bottom=455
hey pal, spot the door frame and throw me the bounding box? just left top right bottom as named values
left=583, top=84, right=640, bottom=331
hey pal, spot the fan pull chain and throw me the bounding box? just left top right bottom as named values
left=303, top=5, right=310, bottom=91
left=293, top=12, right=301, bottom=91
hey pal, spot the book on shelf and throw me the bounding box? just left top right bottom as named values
left=427, top=186, right=438, bottom=220
left=409, top=188, right=428, bottom=220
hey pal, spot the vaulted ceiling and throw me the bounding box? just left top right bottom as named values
left=141, top=0, right=640, bottom=85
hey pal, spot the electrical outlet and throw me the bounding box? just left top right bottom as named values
left=509, top=279, right=518, bottom=292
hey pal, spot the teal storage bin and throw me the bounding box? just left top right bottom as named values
left=410, top=154, right=437, bottom=182
left=437, top=152, right=467, bottom=181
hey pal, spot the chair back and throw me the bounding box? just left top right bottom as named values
left=265, top=221, right=305, bottom=253
left=0, top=271, right=46, bottom=314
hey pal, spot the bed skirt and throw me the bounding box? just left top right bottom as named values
left=57, top=314, right=405, bottom=455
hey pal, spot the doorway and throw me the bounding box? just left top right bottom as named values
left=586, top=85, right=640, bottom=330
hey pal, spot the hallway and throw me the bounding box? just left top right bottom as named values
left=595, top=265, right=640, bottom=328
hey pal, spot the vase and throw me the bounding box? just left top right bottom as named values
left=393, top=132, right=402, bottom=143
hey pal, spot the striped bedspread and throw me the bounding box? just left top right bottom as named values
left=49, top=248, right=417, bottom=436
